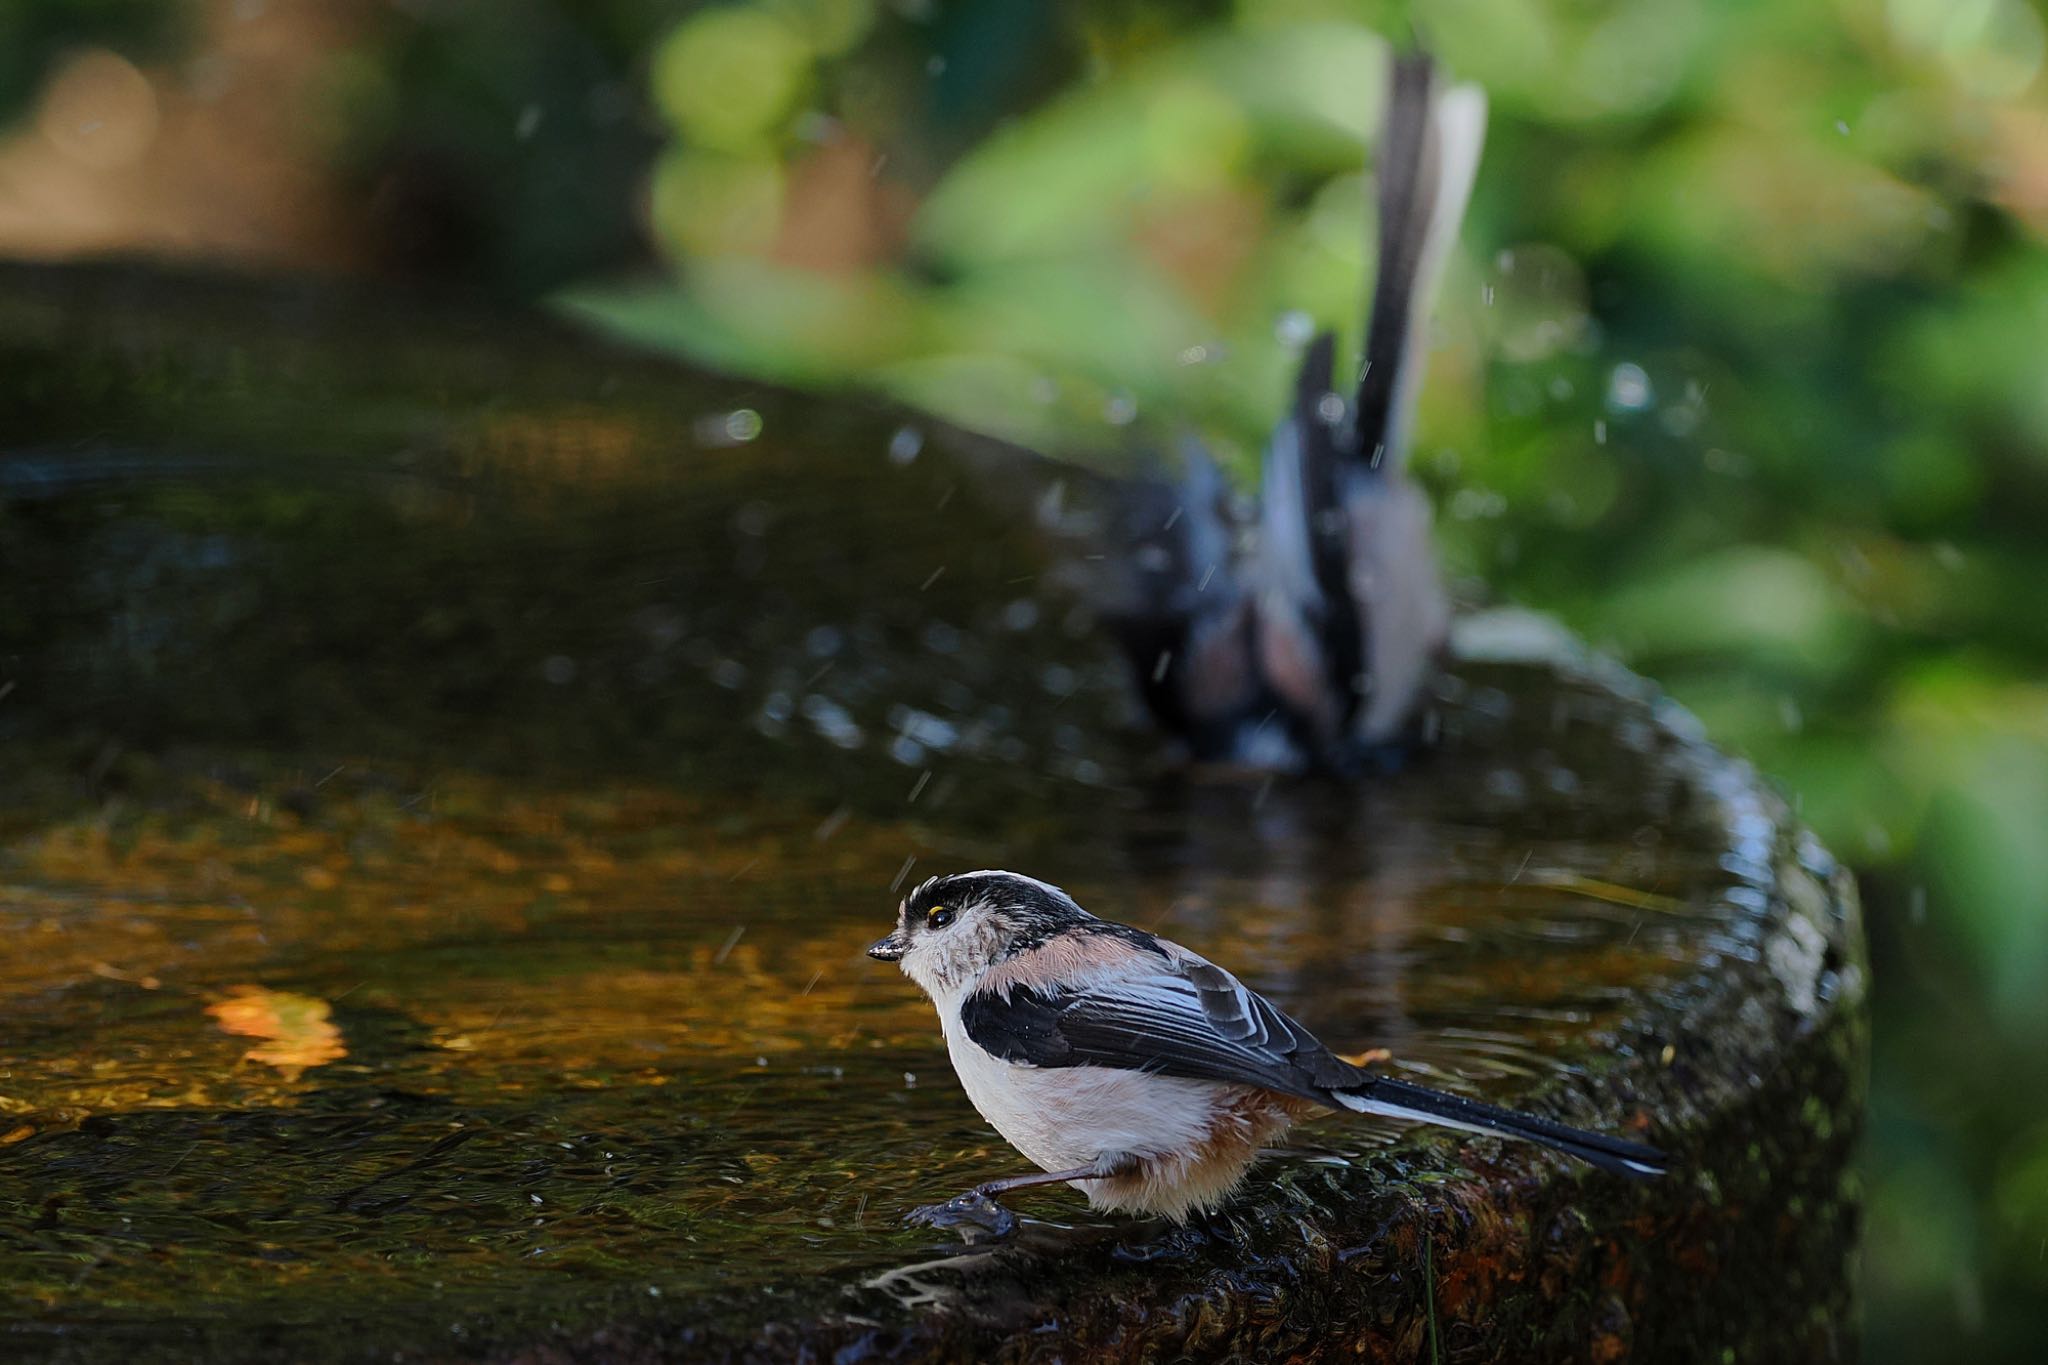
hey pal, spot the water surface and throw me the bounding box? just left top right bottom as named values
left=0, top=657, right=1756, bottom=1359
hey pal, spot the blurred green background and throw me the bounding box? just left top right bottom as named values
left=5, top=0, right=2045, bottom=1358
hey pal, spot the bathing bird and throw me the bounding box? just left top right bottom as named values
left=1108, top=51, right=1484, bottom=774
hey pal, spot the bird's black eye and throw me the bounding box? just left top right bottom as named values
left=925, top=906, right=955, bottom=931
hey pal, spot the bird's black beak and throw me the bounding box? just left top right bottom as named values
left=867, top=932, right=908, bottom=962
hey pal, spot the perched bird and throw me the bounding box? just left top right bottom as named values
left=1108, top=52, right=1485, bottom=773
left=870, top=871, right=1665, bottom=1234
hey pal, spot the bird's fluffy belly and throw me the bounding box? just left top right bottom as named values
left=944, top=1030, right=1311, bottom=1220
left=947, top=1033, right=1217, bottom=1169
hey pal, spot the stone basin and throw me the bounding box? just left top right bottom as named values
left=0, top=265, right=1865, bottom=1362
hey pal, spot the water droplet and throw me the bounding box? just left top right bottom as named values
left=887, top=426, right=923, bottom=464
left=799, top=694, right=864, bottom=748
left=1274, top=310, right=1315, bottom=348
left=694, top=409, right=763, bottom=448
left=1606, top=363, right=1653, bottom=412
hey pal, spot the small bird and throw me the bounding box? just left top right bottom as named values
left=1107, top=51, right=1485, bottom=773
left=870, top=871, right=1664, bottom=1234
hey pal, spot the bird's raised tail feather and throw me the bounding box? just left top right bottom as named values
left=1351, top=53, right=1488, bottom=475
left=1333, top=1074, right=1667, bottom=1178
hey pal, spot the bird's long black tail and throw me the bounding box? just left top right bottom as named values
left=1334, top=1074, right=1668, bottom=1178
left=1349, top=52, right=1487, bottom=475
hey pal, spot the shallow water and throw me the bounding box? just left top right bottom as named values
left=0, top=660, right=1752, bottom=1358
left=0, top=267, right=1827, bottom=1359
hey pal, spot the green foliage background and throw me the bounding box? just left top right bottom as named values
left=11, top=0, right=2048, bottom=1357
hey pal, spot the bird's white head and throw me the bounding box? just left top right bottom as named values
left=867, top=870, right=1087, bottom=1000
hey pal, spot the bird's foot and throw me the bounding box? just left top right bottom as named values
left=903, top=1188, right=1018, bottom=1241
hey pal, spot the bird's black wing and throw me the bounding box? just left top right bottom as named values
left=959, top=948, right=1363, bottom=1104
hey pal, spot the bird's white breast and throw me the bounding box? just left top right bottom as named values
left=938, top=1004, right=1220, bottom=1174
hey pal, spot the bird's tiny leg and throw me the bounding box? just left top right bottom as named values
left=906, top=1157, right=1141, bottom=1239
left=969, top=1158, right=1136, bottom=1201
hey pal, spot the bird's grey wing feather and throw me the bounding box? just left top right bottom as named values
left=959, top=952, right=1362, bottom=1102
left=1255, top=332, right=1359, bottom=743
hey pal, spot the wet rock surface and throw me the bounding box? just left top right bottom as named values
left=0, top=265, right=1864, bottom=1362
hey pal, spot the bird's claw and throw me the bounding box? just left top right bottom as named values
left=903, top=1190, right=1018, bottom=1240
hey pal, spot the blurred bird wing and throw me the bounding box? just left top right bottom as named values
left=1172, top=439, right=1264, bottom=726
left=1253, top=334, right=1353, bottom=737
left=1097, top=439, right=1264, bottom=744
left=1347, top=478, right=1451, bottom=741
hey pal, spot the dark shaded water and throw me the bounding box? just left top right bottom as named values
left=0, top=266, right=1855, bottom=1360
